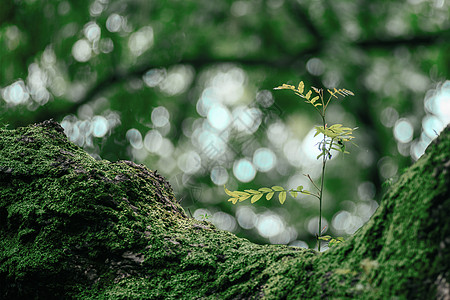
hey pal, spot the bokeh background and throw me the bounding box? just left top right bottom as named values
left=1, top=0, right=449, bottom=250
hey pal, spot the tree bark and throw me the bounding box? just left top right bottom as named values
left=1, top=120, right=449, bottom=299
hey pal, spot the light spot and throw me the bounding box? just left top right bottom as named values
left=128, top=26, right=154, bottom=56
left=193, top=208, right=211, bottom=221
left=289, top=240, right=309, bottom=249
left=212, top=212, right=237, bottom=232
left=143, top=69, right=166, bottom=87
left=144, top=130, right=163, bottom=153
left=253, top=148, right=276, bottom=172
left=126, top=128, right=143, bottom=149
left=233, top=158, right=256, bottom=182
left=380, top=107, right=399, bottom=128
left=267, top=122, right=289, bottom=145
left=332, top=210, right=364, bottom=235
left=151, top=106, right=170, bottom=127
left=256, top=90, right=274, bottom=108
left=236, top=206, right=257, bottom=229
left=91, top=116, right=108, bottom=137
left=378, top=156, right=398, bottom=179
left=394, top=118, right=414, bottom=143
left=177, top=151, right=201, bottom=174
left=159, top=65, right=194, bottom=96
left=210, top=166, right=228, bottom=185
left=2, top=80, right=29, bottom=105
left=306, top=217, right=328, bottom=235
left=197, top=130, right=227, bottom=159
left=106, top=13, right=123, bottom=32
left=256, top=213, right=285, bottom=238
left=157, top=138, right=174, bottom=158
left=422, top=115, right=444, bottom=139
left=84, top=22, right=101, bottom=42
left=232, top=106, right=262, bottom=134
left=306, top=58, right=325, bottom=76
left=99, top=38, right=114, bottom=53
left=231, top=1, right=251, bottom=17
left=208, top=104, right=231, bottom=131
left=72, top=39, right=92, bottom=62
left=357, top=181, right=376, bottom=201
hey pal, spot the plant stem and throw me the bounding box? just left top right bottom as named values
left=318, top=115, right=327, bottom=252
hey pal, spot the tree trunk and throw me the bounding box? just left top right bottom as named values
left=1, top=120, right=449, bottom=299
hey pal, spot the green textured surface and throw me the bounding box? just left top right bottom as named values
left=1, top=121, right=449, bottom=299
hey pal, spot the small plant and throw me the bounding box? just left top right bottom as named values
left=225, top=81, right=356, bottom=251
left=318, top=235, right=345, bottom=248
left=199, top=213, right=210, bottom=221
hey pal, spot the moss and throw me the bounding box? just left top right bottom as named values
left=1, top=120, right=449, bottom=299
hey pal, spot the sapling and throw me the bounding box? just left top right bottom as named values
left=225, top=81, right=356, bottom=251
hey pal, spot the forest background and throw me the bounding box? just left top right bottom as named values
left=1, top=0, right=449, bottom=248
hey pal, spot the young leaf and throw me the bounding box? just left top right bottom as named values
left=271, top=186, right=284, bottom=191
left=245, top=189, right=260, bottom=194
left=290, top=190, right=298, bottom=198
left=228, top=198, right=238, bottom=204
left=305, top=90, right=312, bottom=100
left=224, top=186, right=239, bottom=197
left=274, top=83, right=295, bottom=90
left=238, top=194, right=251, bottom=202
left=259, top=187, right=273, bottom=193
left=297, top=185, right=303, bottom=191
left=266, top=192, right=274, bottom=200
left=310, top=96, right=319, bottom=104
left=279, top=191, right=287, bottom=204
left=298, top=81, right=304, bottom=94
left=251, top=193, right=263, bottom=203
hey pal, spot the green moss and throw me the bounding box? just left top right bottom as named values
left=1, top=120, right=449, bottom=299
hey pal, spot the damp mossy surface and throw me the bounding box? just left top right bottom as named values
left=1, top=120, right=449, bottom=299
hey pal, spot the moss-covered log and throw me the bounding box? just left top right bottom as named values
left=1, top=120, right=449, bottom=299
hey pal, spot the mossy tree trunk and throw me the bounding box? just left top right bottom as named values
left=1, top=120, right=449, bottom=299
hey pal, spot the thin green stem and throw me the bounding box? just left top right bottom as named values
left=318, top=115, right=327, bottom=252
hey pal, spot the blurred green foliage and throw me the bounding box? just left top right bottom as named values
left=1, top=0, right=449, bottom=249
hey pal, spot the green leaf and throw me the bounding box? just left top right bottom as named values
left=310, top=96, right=319, bottom=104
left=238, top=194, right=251, bottom=202
left=245, top=189, right=260, bottom=194
left=274, top=83, right=295, bottom=90
left=266, top=192, right=274, bottom=200
left=279, top=191, right=287, bottom=204
left=297, top=185, right=303, bottom=191
left=305, top=90, right=312, bottom=100
left=298, top=81, right=304, bottom=94
left=259, top=187, right=273, bottom=193
left=289, top=190, right=298, bottom=198
left=251, top=193, right=263, bottom=203
left=228, top=198, right=238, bottom=204
left=271, top=186, right=284, bottom=191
